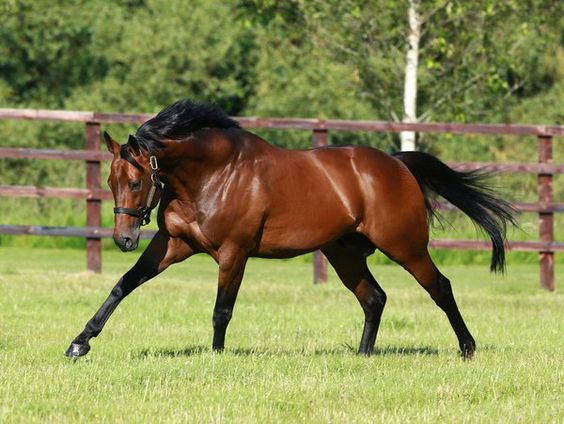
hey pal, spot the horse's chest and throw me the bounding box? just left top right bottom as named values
left=162, top=181, right=265, bottom=255
left=162, top=207, right=218, bottom=255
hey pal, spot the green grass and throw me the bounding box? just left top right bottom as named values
left=0, top=247, right=562, bottom=423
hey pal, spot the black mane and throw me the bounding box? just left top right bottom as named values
left=134, top=100, right=240, bottom=152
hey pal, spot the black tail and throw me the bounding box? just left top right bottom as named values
left=393, top=151, right=517, bottom=273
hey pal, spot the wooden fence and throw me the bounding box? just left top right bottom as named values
left=0, top=109, right=562, bottom=290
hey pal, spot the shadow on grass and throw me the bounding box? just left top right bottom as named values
left=137, top=343, right=447, bottom=358
left=373, top=345, right=439, bottom=356
left=138, top=345, right=296, bottom=358
left=476, top=344, right=499, bottom=352
left=138, top=345, right=208, bottom=358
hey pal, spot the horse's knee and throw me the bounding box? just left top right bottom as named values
left=374, top=290, right=387, bottom=308
left=110, top=274, right=147, bottom=299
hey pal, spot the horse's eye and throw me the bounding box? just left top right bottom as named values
left=128, top=181, right=141, bottom=192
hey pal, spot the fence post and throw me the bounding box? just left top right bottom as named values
left=312, top=128, right=329, bottom=284
left=85, top=122, right=102, bottom=273
left=538, top=135, right=554, bottom=291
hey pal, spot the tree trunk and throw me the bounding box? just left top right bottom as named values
left=400, top=0, right=421, bottom=151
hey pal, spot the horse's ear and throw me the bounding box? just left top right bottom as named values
left=103, top=131, right=119, bottom=155
left=127, top=134, right=141, bottom=156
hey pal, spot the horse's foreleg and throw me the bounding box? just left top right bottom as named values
left=322, top=242, right=387, bottom=355
left=212, top=245, right=248, bottom=351
left=65, top=232, right=193, bottom=358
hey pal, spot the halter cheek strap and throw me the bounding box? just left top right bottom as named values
left=113, top=156, right=162, bottom=226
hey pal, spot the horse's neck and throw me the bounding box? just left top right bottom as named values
left=158, top=133, right=238, bottom=201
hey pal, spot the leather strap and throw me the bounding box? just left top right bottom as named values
left=113, top=207, right=146, bottom=218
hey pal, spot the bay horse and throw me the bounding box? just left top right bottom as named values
left=65, top=100, right=515, bottom=359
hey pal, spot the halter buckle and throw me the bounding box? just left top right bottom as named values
left=149, top=156, right=158, bottom=170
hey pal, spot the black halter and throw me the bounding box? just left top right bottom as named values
left=113, top=156, right=163, bottom=226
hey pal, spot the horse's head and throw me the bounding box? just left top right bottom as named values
left=104, top=131, right=162, bottom=252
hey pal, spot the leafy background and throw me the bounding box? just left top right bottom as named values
left=0, top=0, right=562, bottom=254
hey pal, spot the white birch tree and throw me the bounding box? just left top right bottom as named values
left=400, top=0, right=421, bottom=151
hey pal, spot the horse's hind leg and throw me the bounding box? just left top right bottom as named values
left=390, top=247, right=476, bottom=358
left=322, top=240, right=387, bottom=355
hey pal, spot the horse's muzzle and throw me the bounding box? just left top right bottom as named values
left=114, top=233, right=140, bottom=252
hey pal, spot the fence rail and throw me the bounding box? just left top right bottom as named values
left=2, top=108, right=563, bottom=136
left=0, top=108, right=561, bottom=290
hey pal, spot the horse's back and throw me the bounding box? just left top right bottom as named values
left=307, top=144, right=426, bottom=229
left=254, top=141, right=427, bottom=256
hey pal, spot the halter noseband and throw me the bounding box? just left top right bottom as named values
left=113, top=156, right=162, bottom=226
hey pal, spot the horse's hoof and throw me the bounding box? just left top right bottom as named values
left=65, top=342, right=91, bottom=358
left=461, top=341, right=475, bottom=360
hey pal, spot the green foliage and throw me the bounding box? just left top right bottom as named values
left=0, top=0, right=108, bottom=106
left=65, top=0, right=255, bottom=113
left=299, top=0, right=563, bottom=124
left=1, top=0, right=561, bottom=119
left=0, top=0, right=562, bottom=251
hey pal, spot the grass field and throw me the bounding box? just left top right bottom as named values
left=0, top=247, right=562, bottom=423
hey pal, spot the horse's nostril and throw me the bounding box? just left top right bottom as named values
left=123, top=237, right=133, bottom=250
